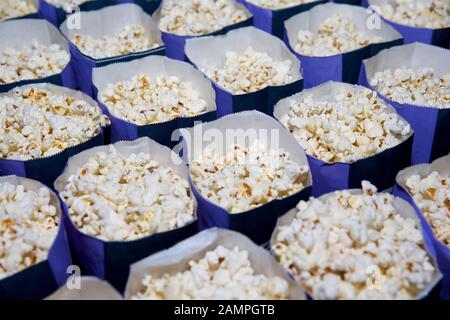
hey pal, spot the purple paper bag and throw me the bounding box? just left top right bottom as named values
left=59, top=3, right=164, bottom=97
left=0, top=176, right=72, bottom=300
left=394, top=155, right=450, bottom=300
left=284, top=3, right=402, bottom=88
left=54, top=138, right=199, bottom=292
left=116, top=0, right=162, bottom=15
left=185, top=26, right=303, bottom=117
left=0, top=19, right=76, bottom=93
left=359, top=42, right=450, bottom=165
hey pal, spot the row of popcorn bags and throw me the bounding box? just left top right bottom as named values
left=394, top=155, right=450, bottom=299
left=0, top=175, right=72, bottom=299
left=0, top=0, right=40, bottom=22
left=0, top=83, right=108, bottom=188
left=59, top=3, right=164, bottom=98
left=48, top=228, right=307, bottom=300
left=273, top=81, right=414, bottom=196
left=153, top=0, right=253, bottom=61
left=359, top=42, right=450, bottom=165
left=185, top=26, right=303, bottom=117
left=0, top=18, right=76, bottom=93
left=284, top=2, right=403, bottom=88
left=53, top=137, right=199, bottom=292
left=178, top=110, right=312, bottom=245
left=91, top=54, right=217, bottom=148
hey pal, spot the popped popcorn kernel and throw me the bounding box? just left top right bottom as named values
left=131, top=245, right=290, bottom=299
left=202, top=46, right=295, bottom=94
left=100, top=73, right=209, bottom=125
left=72, top=24, right=162, bottom=60
left=0, top=0, right=37, bottom=21
left=370, top=67, right=450, bottom=108
left=60, top=146, right=195, bottom=241
left=159, top=0, right=250, bottom=36
left=406, top=171, right=450, bottom=246
left=190, top=140, right=310, bottom=213
left=46, top=0, right=92, bottom=12
left=272, top=181, right=438, bottom=300
left=0, top=181, right=59, bottom=280
left=0, top=86, right=110, bottom=161
left=294, top=13, right=383, bottom=57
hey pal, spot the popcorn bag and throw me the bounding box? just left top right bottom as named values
left=368, top=0, right=450, bottom=48
left=179, top=111, right=312, bottom=245
left=274, top=81, right=414, bottom=196
left=0, top=175, right=72, bottom=300
left=153, top=0, right=253, bottom=61
left=271, top=185, right=442, bottom=299
left=394, top=155, right=450, bottom=299
left=185, top=26, right=303, bottom=117
left=39, top=0, right=117, bottom=26
left=284, top=3, right=403, bottom=88
left=0, top=83, right=107, bottom=188
left=54, top=137, right=199, bottom=292
left=0, top=19, right=76, bottom=93
left=60, top=3, right=164, bottom=98
left=359, top=43, right=450, bottom=165
left=331, top=0, right=363, bottom=4
left=240, top=0, right=326, bottom=39
left=0, top=0, right=39, bottom=22
left=92, top=55, right=217, bottom=148
left=124, top=228, right=307, bottom=299
left=47, top=277, right=122, bottom=300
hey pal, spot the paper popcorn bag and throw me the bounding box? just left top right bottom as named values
left=60, top=3, right=164, bottom=97
left=0, top=175, right=72, bottom=300
left=284, top=3, right=402, bottom=88
left=178, top=110, right=312, bottom=245
left=0, top=19, right=76, bottom=93
left=46, top=277, right=122, bottom=300
left=92, top=54, right=217, bottom=148
left=54, top=137, right=199, bottom=292
left=359, top=42, right=449, bottom=164
left=185, top=26, right=303, bottom=117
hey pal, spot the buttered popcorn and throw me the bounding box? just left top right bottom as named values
left=406, top=172, right=450, bottom=246
left=247, top=0, right=316, bottom=10
left=159, top=0, right=249, bottom=36
left=0, top=86, right=109, bottom=161
left=202, top=47, right=294, bottom=94
left=279, top=86, right=411, bottom=163
left=295, top=13, right=383, bottom=57
left=46, top=0, right=92, bottom=12
left=0, top=182, right=59, bottom=280
left=190, top=141, right=309, bottom=213
left=101, top=73, right=208, bottom=125
left=131, top=245, right=289, bottom=299
left=0, top=0, right=37, bottom=21
left=72, top=25, right=161, bottom=60
left=370, top=68, right=450, bottom=108
left=380, top=0, right=450, bottom=29
left=61, top=146, right=195, bottom=241
left=0, top=40, right=70, bottom=85
left=272, top=181, right=437, bottom=300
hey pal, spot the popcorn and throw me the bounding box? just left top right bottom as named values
left=100, top=73, right=208, bottom=125
left=279, top=85, right=411, bottom=163
left=247, top=0, right=316, bottom=10
left=0, top=182, right=59, bottom=280
left=131, top=245, right=289, bottom=299
left=0, top=0, right=37, bottom=21
left=272, top=181, right=438, bottom=299
left=72, top=24, right=162, bottom=60
left=0, top=86, right=110, bottom=161
left=370, top=67, right=450, bottom=108
left=46, top=0, right=92, bottom=12
left=294, top=13, right=383, bottom=56
left=379, top=0, right=450, bottom=29
left=406, top=171, right=450, bottom=247
left=159, top=0, right=249, bottom=36
left=190, top=140, right=310, bottom=213
left=0, top=40, right=70, bottom=85
left=60, top=146, right=195, bottom=241
left=202, top=46, right=294, bottom=94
